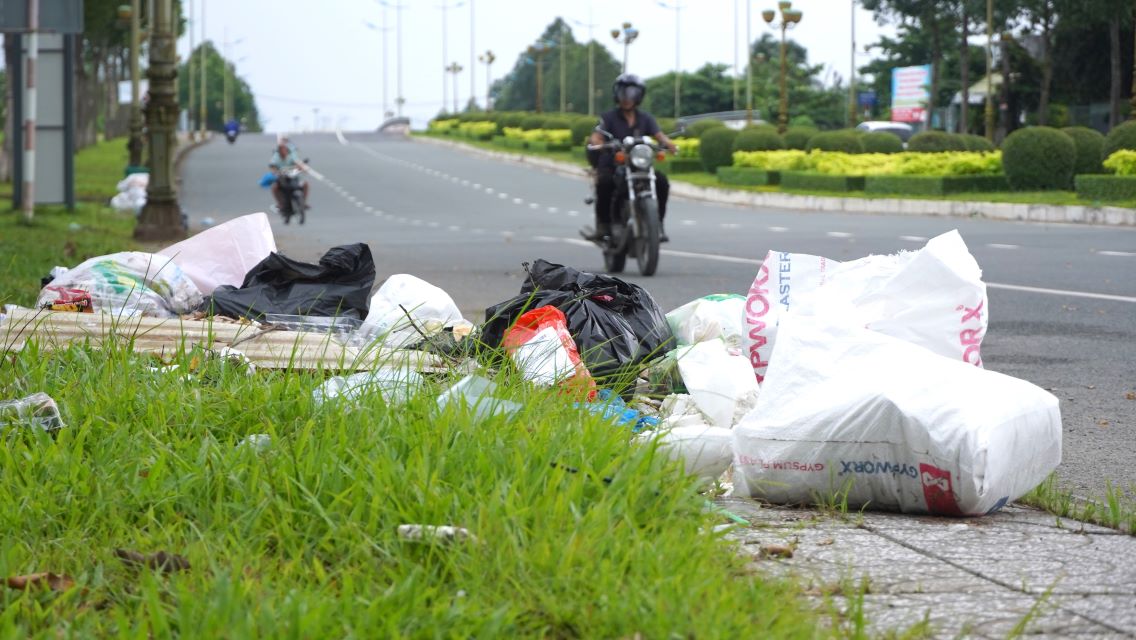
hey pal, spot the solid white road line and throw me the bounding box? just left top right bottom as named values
left=1098, top=250, right=1136, bottom=257
left=987, top=243, right=1020, bottom=249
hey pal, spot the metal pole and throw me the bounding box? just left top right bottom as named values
left=486, top=57, right=491, bottom=110
left=623, top=41, right=628, bottom=74
left=441, top=3, right=448, bottom=112
left=733, top=0, right=739, bottom=111
left=778, top=22, right=788, bottom=133
left=382, top=5, right=389, bottom=117
left=536, top=51, right=544, bottom=113
left=21, top=0, right=38, bottom=222
left=199, top=0, right=206, bottom=135
left=223, top=27, right=229, bottom=122
left=984, top=0, right=994, bottom=141
left=560, top=21, right=567, bottom=113
left=188, top=0, right=194, bottom=137
left=128, top=0, right=143, bottom=166
left=135, top=0, right=184, bottom=241
left=746, top=1, right=752, bottom=125
left=470, top=0, right=475, bottom=109
left=675, top=4, right=681, bottom=119
left=588, top=19, right=595, bottom=115
left=849, top=0, right=856, bottom=126
left=397, top=3, right=403, bottom=116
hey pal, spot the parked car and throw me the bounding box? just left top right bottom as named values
left=856, top=121, right=916, bottom=143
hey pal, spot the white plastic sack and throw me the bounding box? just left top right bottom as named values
left=116, top=173, right=149, bottom=192
left=732, top=313, right=1061, bottom=516
left=436, top=374, right=521, bottom=420
left=36, top=251, right=203, bottom=317
left=157, top=212, right=277, bottom=295
left=313, top=368, right=424, bottom=406
left=675, top=339, right=760, bottom=428
left=643, top=425, right=735, bottom=484
left=741, top=230, right=988, bottom=384
left=666, top=294, right=746, bottom=349
left=110, top=187, right=146, bottom=213
left=360, top=274, right=470, bottom=348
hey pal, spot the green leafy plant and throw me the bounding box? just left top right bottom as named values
left=907, top=131, right=966, bottom=152
left=699, top=127, right=739, bottom=174
left=686, top=118, right=727, bottom=138
left=1102, top=149, right=1136, bottom=175
left=806, top=131, right=864, bottom=154
left=1101, top=120, right=1136, bottom=161
left=782, top=127, right=817, bottom=150
left=1062, top=127, right=1106, bottom=175
left=733, top=128, right=785, bottom=152
left=1001, top=126, right=1076, bottom=190
left=860, top=132, right=904, bottom=154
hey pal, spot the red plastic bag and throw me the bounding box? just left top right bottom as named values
left=503, top=306, right=596, bottom=400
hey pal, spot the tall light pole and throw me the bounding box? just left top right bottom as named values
left=135, top=0, right=183, bottom=241
left=187, top=0, right=194, bottom=137
left=127, top=0, right=144, bottom=166
left=199, top=0, right=207, bottom=136
left=746, top=0, right=753, bottom=124
left=734, top=0, right=740, bottom=111
left=469, top=0, right=475, bottom=109
left=559, top=20, right=567, bottom=113
left=610, top=22, right=639, bottom=74
left=222, top=30, right=245, bottom=123
left=437, top=0, right=466, bottom=114
left=380, top=1, right=407, bottom=117
left=363, top=16, right=392, bottom=118
left=447, top=62, right=463, bottom=113
left=658, top=2, right=683, bottom=119
left=479, top=50, right=496, bottom=110
left=763, top=2, right=803, bottom=134
left=849, top=0, right=857, bottom=126
left=569, top=12, right=598, bottom=115
left=984, top=0, right=995, bottom=141
left=528, top=42, right=550, bottom=113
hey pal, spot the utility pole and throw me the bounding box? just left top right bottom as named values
left=438, top=1, right=465, bottom=113
left=529, top=43, right=549, bottom=113
left=733, top=0, right=739, bottom=111
left=746, top=1, right=753, bottom=125
left=658, top=2, right=683, bottom=119
left=849, top=0, right=856, bottom=126
left=479, top=50, right=496, bottom=110
left=223, top=27, right=229, bottom=122
left=128, top=0, right=144, bottom=166
left=198, top=0, right=207, bottom=136
left=21, top=0, right=39, bottom=222
left=763, top=3, right=803, bottom=134
left=611, top=22, right=638, bottom=74
left=469, top=0, right=475, bottom=110
left=188, top=0, right=194, bottom=137
left=447, top=62, right=463, bottom=113
left=984, top=0, right=995, bottom=141
left=569, top=12, right=598, bottom=115
left=135, top=0, right=184, bottom=242
left=559, top=20, right=568, bottom=112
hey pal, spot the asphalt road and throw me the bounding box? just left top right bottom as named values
left=182, top=132, right=1136, bottom=502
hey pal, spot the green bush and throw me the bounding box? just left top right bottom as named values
left=501, top=112, right=526, bottom=129
left=860, top=132, right=904, bottom=154
left=699, top=127, right=739, bottom=174
left=864, top=175, right=1010, bottom=195
left=1075, top=174, right=1136, bottom=201
left=686, top=119, right=727, bottom=138
left=1061, top=126, right=1105, bottom=175
left=541, top=116, right=573, bottom=131
left=660, top=157, right=707, bottom=173
left=782, top=127, right=816, bottom=150
left=521, top=115, right=546, bottom=131
left=781, top=171, right=866, bottom=192
left=733, top=128, right=785, bottom=152
left=806, top=131, right=864, bottom=154
left=717, top=167, right=780, bottom=186
left=571, top=117, right=599, bottom=145
left=1000, top=126, right=1076, bottom=190
left=960, top=134, right=995, bottom=152
left=657, top=117, right=677, bottom=134
left=908, top=131, right=964, bottom=152
left=1101, top=120, right=1136, bottom=161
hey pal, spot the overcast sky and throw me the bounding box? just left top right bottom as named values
left=180, top=0, right=897, bottom=132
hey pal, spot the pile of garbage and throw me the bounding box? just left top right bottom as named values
left=3, top=215, right=1062, bottom=517
left=110, top=172, right=149, bottom=214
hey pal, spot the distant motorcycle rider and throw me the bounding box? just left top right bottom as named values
left=584, top=73, right=677, bottom=242
left=269, top=138, right=309, bottom=212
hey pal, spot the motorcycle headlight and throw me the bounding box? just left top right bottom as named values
left=630, top=144, right=654, bottom=169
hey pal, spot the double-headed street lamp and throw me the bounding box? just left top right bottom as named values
left=762, top=1, right=803, bottom=134
left=378, top=0, right=407, bottom=117
left=610, top=22, right=639, bottom=74
left=446, top=61, right=464, bottom=113
left=478, top=50, right=496, bottom=110
left=437, top=0, right=465, bottom=114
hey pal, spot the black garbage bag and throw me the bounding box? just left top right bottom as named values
left=483, top=259, right=674, bottom=379
left=207, top=243, right=375, bottom=320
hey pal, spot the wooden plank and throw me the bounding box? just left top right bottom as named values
left=1, top=309, right=445, bottom=371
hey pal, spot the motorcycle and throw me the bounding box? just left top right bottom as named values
left=225, top=129, right=239, bottom=144
left=274, top=163, right=308, bottom=225
left=581, top=129, right=672, bottom=276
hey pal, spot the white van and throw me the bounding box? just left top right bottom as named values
left=855, top=121, right=915, bottom=143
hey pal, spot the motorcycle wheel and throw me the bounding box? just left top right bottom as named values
left=604, top=246, right=626, bottom=273
left=291, top=192, right=306, bottom=225
left=634, top=198, right=660, bottom=276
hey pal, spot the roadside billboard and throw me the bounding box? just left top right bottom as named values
left=891, top=65, right=931, bottom=123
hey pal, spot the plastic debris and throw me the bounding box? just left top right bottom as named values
left=581, top=389, right=659, bottom=433
left=436, top=375, right=521, bottom=420
left=238, top=434, right=271, bottom=452
left=0, top=393, right=64, bottom=432
left=313, top=368, right=425, bottom=406
left=397, top=524, right=476, bottom=544
left=503, top=306, right=596, bottom=399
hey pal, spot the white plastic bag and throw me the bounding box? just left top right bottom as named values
left=436, top=375, right=521, bottom=420
left=36, top=251, right=203, bottom=317
left=158, top=212, right=277, bottom=295
left=732, top=313, right=1061, bottom=516
left=643, top=425, right=735, bottom=484
left=116, top=173, right=149, bottom=192
left=666, top=294, right=746, bottom=349
left=741, top=230, right=988, bottom=383
left=313, top=368, right=424, bottom=406
left=674, top=339, right=760, bottom=428
left=359, top=274, right=470, bottom=348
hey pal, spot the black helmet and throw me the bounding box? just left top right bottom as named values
left=612, top=73, right=646, bottom=106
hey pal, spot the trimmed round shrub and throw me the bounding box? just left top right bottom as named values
left=806, top=130, right=864, bottom=154
left=1061, top=126, right=1105, bottom=175
left=542, top=116, right=573, bottom=131
left=699, top=127, right=739, bottom=173
left=782, top=126, right=817, bottom=150
left=1102, top=121, right=1136, bottom=161
left=960, top=134, right=995, bottom=152
left=1001, top=126, right=1076, bottom=190
left=521, top=115, right=546, bottom=131
left=861, top=131, right=904, bottom=154
left=657, top=117, right=677, bottom=134
left=686, top=118, right=727, bottom=138
left=733, top=128, right=785, bottom=152
left=501, top=112, right=526, bottom=129
left=571, top=117, right=599, bottom=145
left=908, top=131, right=961, bottom=152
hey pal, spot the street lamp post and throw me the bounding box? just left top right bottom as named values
left=187, top=0, right=194, bottom=138
left=379, top=1, right=407, bottom=117
left=559, top=20, right=567, bottom=113
left=746, top=0, right=752, bottom=124
left=135, top=0, right=183, bottom=242
left=984, top=0, right=994, bottom=141
left=849, top=0, right=857, bottom=126
left=447, top=61, right=463, bottom=113
left=658, top=1, right=683, bottom=119
left=199, top=0, right=206, bottom=136
left=763, top=1, right=803, bottom=134
left=363, top=16, right=392, bottom=118
left=569, top=13, right=598, bottom=115
left=528, top=42, right=550, bottom=113
left=478, top=50, right=496, bottom=110
left=124, top=0, right=144, bottom=166
left=222, top=30, right=245, bottom=123
left=437, top=0, right=465, bottom=114
left=610, top=22, right=639, bottom=74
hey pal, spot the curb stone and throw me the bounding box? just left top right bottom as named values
left=415, top=136, right=1136, bottom=227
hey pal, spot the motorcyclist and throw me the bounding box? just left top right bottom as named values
left=224, top=118, right=240, bottom=139
left=584, top=73, right=677, bottom=242
left=269, top=138, right=309, bottom=213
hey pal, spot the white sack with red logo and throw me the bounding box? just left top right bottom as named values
left=740, top=230, right=988, bottom=384
left=732, top=312, right=1061, bottom=516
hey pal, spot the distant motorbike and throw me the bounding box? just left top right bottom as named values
left=225, top=129, right=239, bottom=144
left=275, top=163, right=307, bottom=225
left=581, top=129, right=672, bottom=276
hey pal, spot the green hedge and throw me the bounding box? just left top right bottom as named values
left=571, top=117, right=598, bottom=146
left=960, top=134, right=995, bottom=152
left=864, top=175, right=1011, bottom=195
left=781, top=172, right=865, bottom=192
left=526, top=140, right=571, bottom=152
left=734, top=128, right=785, bottom=152
left=1062, top=126, right=1106, bottom=175
left=1001, top=126, right=1076, bottom=190
left=658, top=157, right=704, bottom=173
left=908, top=131, right=967, bottom=152
left=861, top=132, right=904, bottom=154
left=1074, top=174, right=1136, bottom=201
left=806, top=131, right=864, bottom=154
left=1102, top=121, right=1136, bottom=160
left=521, top=115, right=546, bottom=131
left=782, top=127, right=816, bottom=150
left=717, top=167, right=780, bottom=186
left=699, top=127, right=739, bottom=174
left=686, top=119, right=727, bottom=138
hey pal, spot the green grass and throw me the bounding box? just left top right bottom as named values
left=1019, top=474, right=1136, bottom=534
left=0, top=137, right=133, bottom=204
left=0, top=205, right=138, bottom=308
left=0, top=339, right=824, bottom=637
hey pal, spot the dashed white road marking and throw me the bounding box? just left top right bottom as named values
left=768, top=226, right=788, bottom=232
left=485, top=187, right=495, bottom=194
left=428, top=221, right=440, bottom=228
left=568, top=210, right=580, bottom=217
left=900, top=235, right=928, bottom=242
left=987, top=243, right=1020, bottom=250
left=681, top=219, right=697, bottom=226
left=448, top=225, right=461, bottom=231
left=499, top=193, right=509, bottom=199
left=512, top=197, right=524, bottom=204
left=987, top=283, right=1136, bottom=304
left=826, top=231, right=854, bottom=238
left=529, top=203, right=541, bottom=209
left=720, top=223, right=741, bottom=229
left=1098, top=250, right=1136, bottom=257
left=547, top=207, right=559, bottom=214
